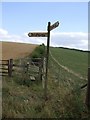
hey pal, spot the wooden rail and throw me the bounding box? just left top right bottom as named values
left=0, top=59, right=13, bottom=77
left=0, top=58, right=44, bottom=80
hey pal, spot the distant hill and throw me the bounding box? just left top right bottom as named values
left=54, top=46, right=88, bottom=52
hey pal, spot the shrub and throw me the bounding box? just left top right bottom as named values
left=31, top=44, right=45, bottom=62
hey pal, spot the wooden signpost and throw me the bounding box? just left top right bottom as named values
left=49, top=21, right=59, bottom=31
left=28, top=32, right=48, bottom=37
left=28, top=21, right=59, bottom=100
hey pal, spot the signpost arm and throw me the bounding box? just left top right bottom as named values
left=44, top=22, right=51, bottom=100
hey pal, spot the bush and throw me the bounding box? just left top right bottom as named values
left=31, top=44, right=45, bottom=62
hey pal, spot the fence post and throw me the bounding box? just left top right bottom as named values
left=8, top=60, right=10, bottom=76
left=39, top=59, right=42, bottom=81
left=42, top=57, right=46, bottom=89
left=8, top=59, right=13, bottom=77
left=26, top=62, right=29, bottom=72
left=86, top=67, right=90, bottom=111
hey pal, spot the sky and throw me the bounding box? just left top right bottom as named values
left=1, top=0, right=89, bottom=2
left=0, top=2, right=89, bottom=50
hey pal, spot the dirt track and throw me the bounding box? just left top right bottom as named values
left=0, top=41, right=38, bottom=60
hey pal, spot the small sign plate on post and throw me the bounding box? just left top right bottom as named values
left=28, top=32, right=48, bottom=37
left=49, top=21, right=59, bottom=31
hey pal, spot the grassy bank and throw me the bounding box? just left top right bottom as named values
left=2, top=47, right=89, bottom=118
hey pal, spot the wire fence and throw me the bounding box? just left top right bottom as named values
left=48, top=51, right=88, bottom=93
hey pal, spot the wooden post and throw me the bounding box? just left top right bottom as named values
left=8, top=60, right=10, bottom=76
left=39, top=61, right=42, bottom=81
left=42, top=58, right=46, bottom=88
left=86, top=67, right=90, bottom=111
left=27, top=21, right=59, bottom=100
left=26, top=62, right=29, bottom=72
left=44, top=22, right=51, bottom=100
left=8, top=59, right=13, bottom=77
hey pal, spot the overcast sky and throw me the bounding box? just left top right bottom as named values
left=0, top=2, right=88, bottom=50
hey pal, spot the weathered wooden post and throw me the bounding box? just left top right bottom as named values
left=28, top=21, right=59, bottom=100
left=45, top=21, right=59, bottom=100
left=45, top=22, right=51, bottom=100
left=26, top=62, right=29, bottom=72
left=86, top=67, right=90, bottom=111
left=8, top=59, right=13, bottom=77
left=8, top=60, right=10, bottom=76
left=39, top=59, right=43, bottom=81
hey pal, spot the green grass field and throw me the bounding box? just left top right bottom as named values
left=2, top=47, right=89, bottom=118
left=50, top=47, right=88, bottom=78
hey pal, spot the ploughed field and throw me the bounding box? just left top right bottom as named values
left=0, top=41, right=38, bottom=60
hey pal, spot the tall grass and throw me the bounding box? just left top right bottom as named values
left=2, top=46, right=89, bottom=118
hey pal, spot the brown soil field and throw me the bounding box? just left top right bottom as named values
left=0, top=41, right=38, bottom=60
